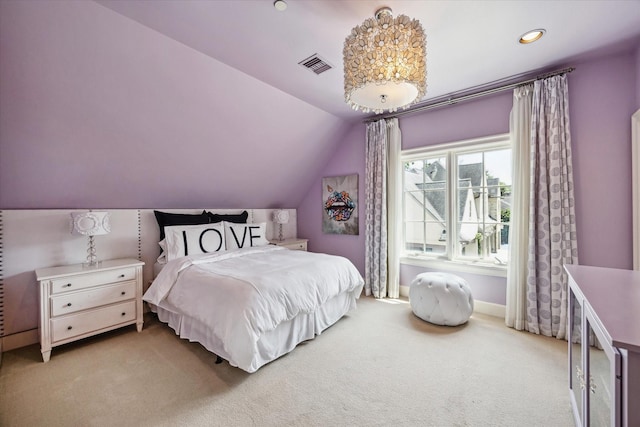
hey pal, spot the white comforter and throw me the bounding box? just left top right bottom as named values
left=143, top=246, right=364, bottom=372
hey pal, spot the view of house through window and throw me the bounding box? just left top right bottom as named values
left=402, top=137, right=512, bottom=265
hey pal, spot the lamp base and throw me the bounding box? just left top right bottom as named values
left=83, top=235, right=102, bottom=268
left=278, top=224, right=284, bottom=241
left=82, top=260, right=103, bottom=269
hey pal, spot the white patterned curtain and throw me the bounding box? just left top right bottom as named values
left=526, top=75, right=578, bottom=339
left=505, top=84, right=533, bottom=330
left=365, top=118, right=401, bottom=298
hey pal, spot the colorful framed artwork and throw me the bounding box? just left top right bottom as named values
left=322, top=174, right=359, bottom=235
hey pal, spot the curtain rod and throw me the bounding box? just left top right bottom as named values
left=363, top=66, right=575, bottom=122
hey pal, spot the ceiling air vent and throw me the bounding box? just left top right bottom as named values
left=298, top=54, right=333, bottom=75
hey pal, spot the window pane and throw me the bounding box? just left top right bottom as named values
left=424, top=221, right=446, bottom=254
left=496, top=223, right=509, bottom=264
left=457, top=222, right=481, bottom=257
left=404, top=221, right=447, bottom=255
left=423, top=189, right=446, bottom=222
left=403, top=156, right=447, bottom=256
left=485, top=149, right=512, bottom=186
left=458, top=152, right=482, bottom=170
left=488, top=149, right=511, bottom=263
left=455, top=147, right=512, bottom=262
left=404, top=221, right=424, bottom=252
left=457, top=186, right=478, bottom=223
left=404, top=191, right=425, bottom=221
left=424, top=157, right=446, bottom=182
left=404, top=160, right=424, bottom=173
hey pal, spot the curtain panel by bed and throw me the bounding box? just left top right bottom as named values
left=364, top=118, right=401, bottom=298
left=525, top=75, right=578, bottom=338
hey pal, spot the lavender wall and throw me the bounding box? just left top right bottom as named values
left=0, top=0, right=351, bottom=210
left=297, top=124, right=366, bottom=274
left=299, top=48, right=640, bottom=306
left=570, top=51, right=637, bottom=269
left=400, top=264, right=507, bottom=305
left=401, top=92, right=512, bottom=150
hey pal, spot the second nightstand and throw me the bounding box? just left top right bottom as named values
left=271, top=238, right=308, bottom=251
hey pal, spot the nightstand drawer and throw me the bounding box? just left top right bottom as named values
left=286, top=241, right=307, bottom=251
left=50, top=281, right=136, bottom=316
left=51, top=300, right=136, bottom=343
left=50, top=267, right=136, bottom=294
left=271, top=238, right=308, bottom=251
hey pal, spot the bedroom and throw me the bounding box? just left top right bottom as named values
left=1, top=0, right=639, bottom=425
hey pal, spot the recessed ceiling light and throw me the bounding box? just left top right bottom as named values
left=519, top=29, right=545, bottom=44
left=274, top=0, right=287, bottom=11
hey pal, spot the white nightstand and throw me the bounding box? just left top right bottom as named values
left=35, top=258, right=145, bottom=362
left=270, top=238, right=308, bottom=251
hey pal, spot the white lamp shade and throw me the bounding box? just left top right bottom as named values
left=349, top=81, right=419, bottom=112
left=71, top=211, right=111, bottom=236
left=273, top=210, right=290, bottom=225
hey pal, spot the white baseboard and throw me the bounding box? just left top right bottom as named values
left=1, top=329, right=39, bottom=352
left=399, top=285, right=505, bottom=319
left=399, top=284, right=411, bottom=298
left=473, top=300, right=506, bottom=319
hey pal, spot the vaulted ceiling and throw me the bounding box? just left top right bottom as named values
left=97, top=0, right=640, bottom=120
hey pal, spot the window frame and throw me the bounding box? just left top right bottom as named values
left=398, top=133, right=511, bottom=277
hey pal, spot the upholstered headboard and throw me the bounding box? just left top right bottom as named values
left=0, top=208, right=297, bottom=353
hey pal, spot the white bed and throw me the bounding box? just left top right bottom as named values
left=143, top=245, right=364, bottom=373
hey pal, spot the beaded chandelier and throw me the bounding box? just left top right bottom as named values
left=343, top=7, right=427, bottom=114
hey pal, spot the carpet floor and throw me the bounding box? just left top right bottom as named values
left=0, top=296, right=574, bottom=426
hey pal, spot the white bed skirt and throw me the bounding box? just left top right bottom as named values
left=149, top=289, right=358, bottom=373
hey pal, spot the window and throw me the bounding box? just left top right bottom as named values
left=401, top=135, right=512, bottom=268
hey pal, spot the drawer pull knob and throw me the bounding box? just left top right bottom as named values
left=118, top=274, right=125, bottom=278
left=121, top=312, right=126, bottom=316
left=67, top=326, right=72, bottom=330
left=121, top=291, right=126, bottom=295
left=64, top=283, right=72, bottom=288
left=66, top=303, right=72, bottom=307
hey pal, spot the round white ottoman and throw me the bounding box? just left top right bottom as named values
left=409, top=272, right=474, bottom=326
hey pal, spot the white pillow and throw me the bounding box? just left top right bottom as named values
left=156, top=239, right=168, bottom=264
left=163, top=223, right=226, bottom=261
left=224, top=222, right=269, bottom=250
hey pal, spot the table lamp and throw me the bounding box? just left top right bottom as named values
left=71, top=211, right=111, bottom=266
left=272, top=210, right=289, bottom=242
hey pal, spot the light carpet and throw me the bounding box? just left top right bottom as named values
left=0, top=296, right=573, bottom=426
